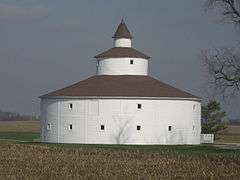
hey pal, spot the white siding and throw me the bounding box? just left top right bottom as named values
left=40, top=98, right=201, bottom=145
left=97, top=58, right=148, bottom=75
left=40, top=99, right=59, bottom=143
left=114, top=38, right=131, bottom=47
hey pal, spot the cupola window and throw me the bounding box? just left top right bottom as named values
left=137, top=125, right=141, bottom=131
left=137, top=104, right=142, bottom=109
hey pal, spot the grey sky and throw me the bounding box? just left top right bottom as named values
left=0, top=0, right=239, bottom=118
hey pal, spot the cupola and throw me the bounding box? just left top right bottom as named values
left=112, top=19, right=133, bottom=48
left=94, top=20, right=150, bottom=76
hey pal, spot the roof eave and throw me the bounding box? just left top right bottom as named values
left=94, top=55, right=151, bottom=59
left=112, top=35, right=133, bottom=39
left=40, top=95, right=202, bottom=102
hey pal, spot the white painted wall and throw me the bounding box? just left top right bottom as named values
left=114, top=38, right=132, bottom=47
left=40, top=98, right=201, bottom=145
left=97, top=58, right=148, bottom=75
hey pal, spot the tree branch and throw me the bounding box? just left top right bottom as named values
left=202, top=47, right=240, bottom=96
left=206, top=0, right=240, bottom=24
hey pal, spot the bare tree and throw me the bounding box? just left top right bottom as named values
left=202, top=0, right=240, bottom=96
left=202, top=46, right=240, bottom=96
left=205, top=0, right=240, bottom=25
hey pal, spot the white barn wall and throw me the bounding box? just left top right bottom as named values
left=41, top=98, right=201, bottom=144
left=97, top=58, right=148, bottom=75
left=40, top=99, right=59, bottom=143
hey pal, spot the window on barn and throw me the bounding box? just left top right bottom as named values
left=101, top=125, right=105, bottom=130
left=137, top=104, right=142, bottom=109
left=69, top=103, right=73, bottom=110
left=193, top=104, right=196, bottom=111
left=168, top=126, right=172, bottom=131
left=137, top=125, right=141, bottom=131
left=47, top=123, right=51, bottom=130
left=130, top=59, right=134, bottom=64
left=69, top=124, right=73, bottom=130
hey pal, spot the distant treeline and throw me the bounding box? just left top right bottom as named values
left=228, top=119, right=240, bottom=125
left=0, top=110, right=38, bottom=121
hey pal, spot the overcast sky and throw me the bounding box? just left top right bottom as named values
left=0, top=0, right=239, bottom=118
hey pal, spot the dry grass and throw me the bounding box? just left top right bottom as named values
left=0, top=121, right=39, bottom=133
left=215, top=125, right=240, bottom=144
left=216, top=133, right=240, bottom=144
left=0, top=144, right=239, bottom=179
left=227, top=125, right=240, bottom=134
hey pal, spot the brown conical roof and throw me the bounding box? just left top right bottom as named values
left=112, top=20, right=133, bottom=39
left=40, top=75, right=200, bottom=100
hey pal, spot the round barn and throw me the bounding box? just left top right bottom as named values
left=39, top=20, right=201, bottom=144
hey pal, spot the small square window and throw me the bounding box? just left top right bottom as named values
left=130, top=59, right=134, bottom=64
left=101, top=125, right=104, bottom=130
left=69, top=124, right=73, bottom=130
left=137, top=104, right=142, bottom=109
left=47, top=123, right=51, bottom=130
left=69, top=103, right=73, bottom=110
left=168, top=126, right=172, bottom=131
left=137, top=125, right=141, bottom=131
left=193, top=104, right=196, bottom=111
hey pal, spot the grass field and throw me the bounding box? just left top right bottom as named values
left=0, top=120, right=39, bottom=132
left=0, top=121, right=240, bottom=179
left=215, top=125, right=240, bottom=144
left=227, top=125, right=240, bottom=134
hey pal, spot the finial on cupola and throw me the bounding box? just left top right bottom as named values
left=112, top=19, right=133, bottom=47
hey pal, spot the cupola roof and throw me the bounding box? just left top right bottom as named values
left=94, top=47, right=150, bottom=59
left=112, top=20, right=133, bottom=39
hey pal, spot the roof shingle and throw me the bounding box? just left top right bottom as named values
left=94, top=47, right=150, bottom=59
left=112, top=20, right=133, bottom=39
left=40, top=75, right=200, bottom=99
